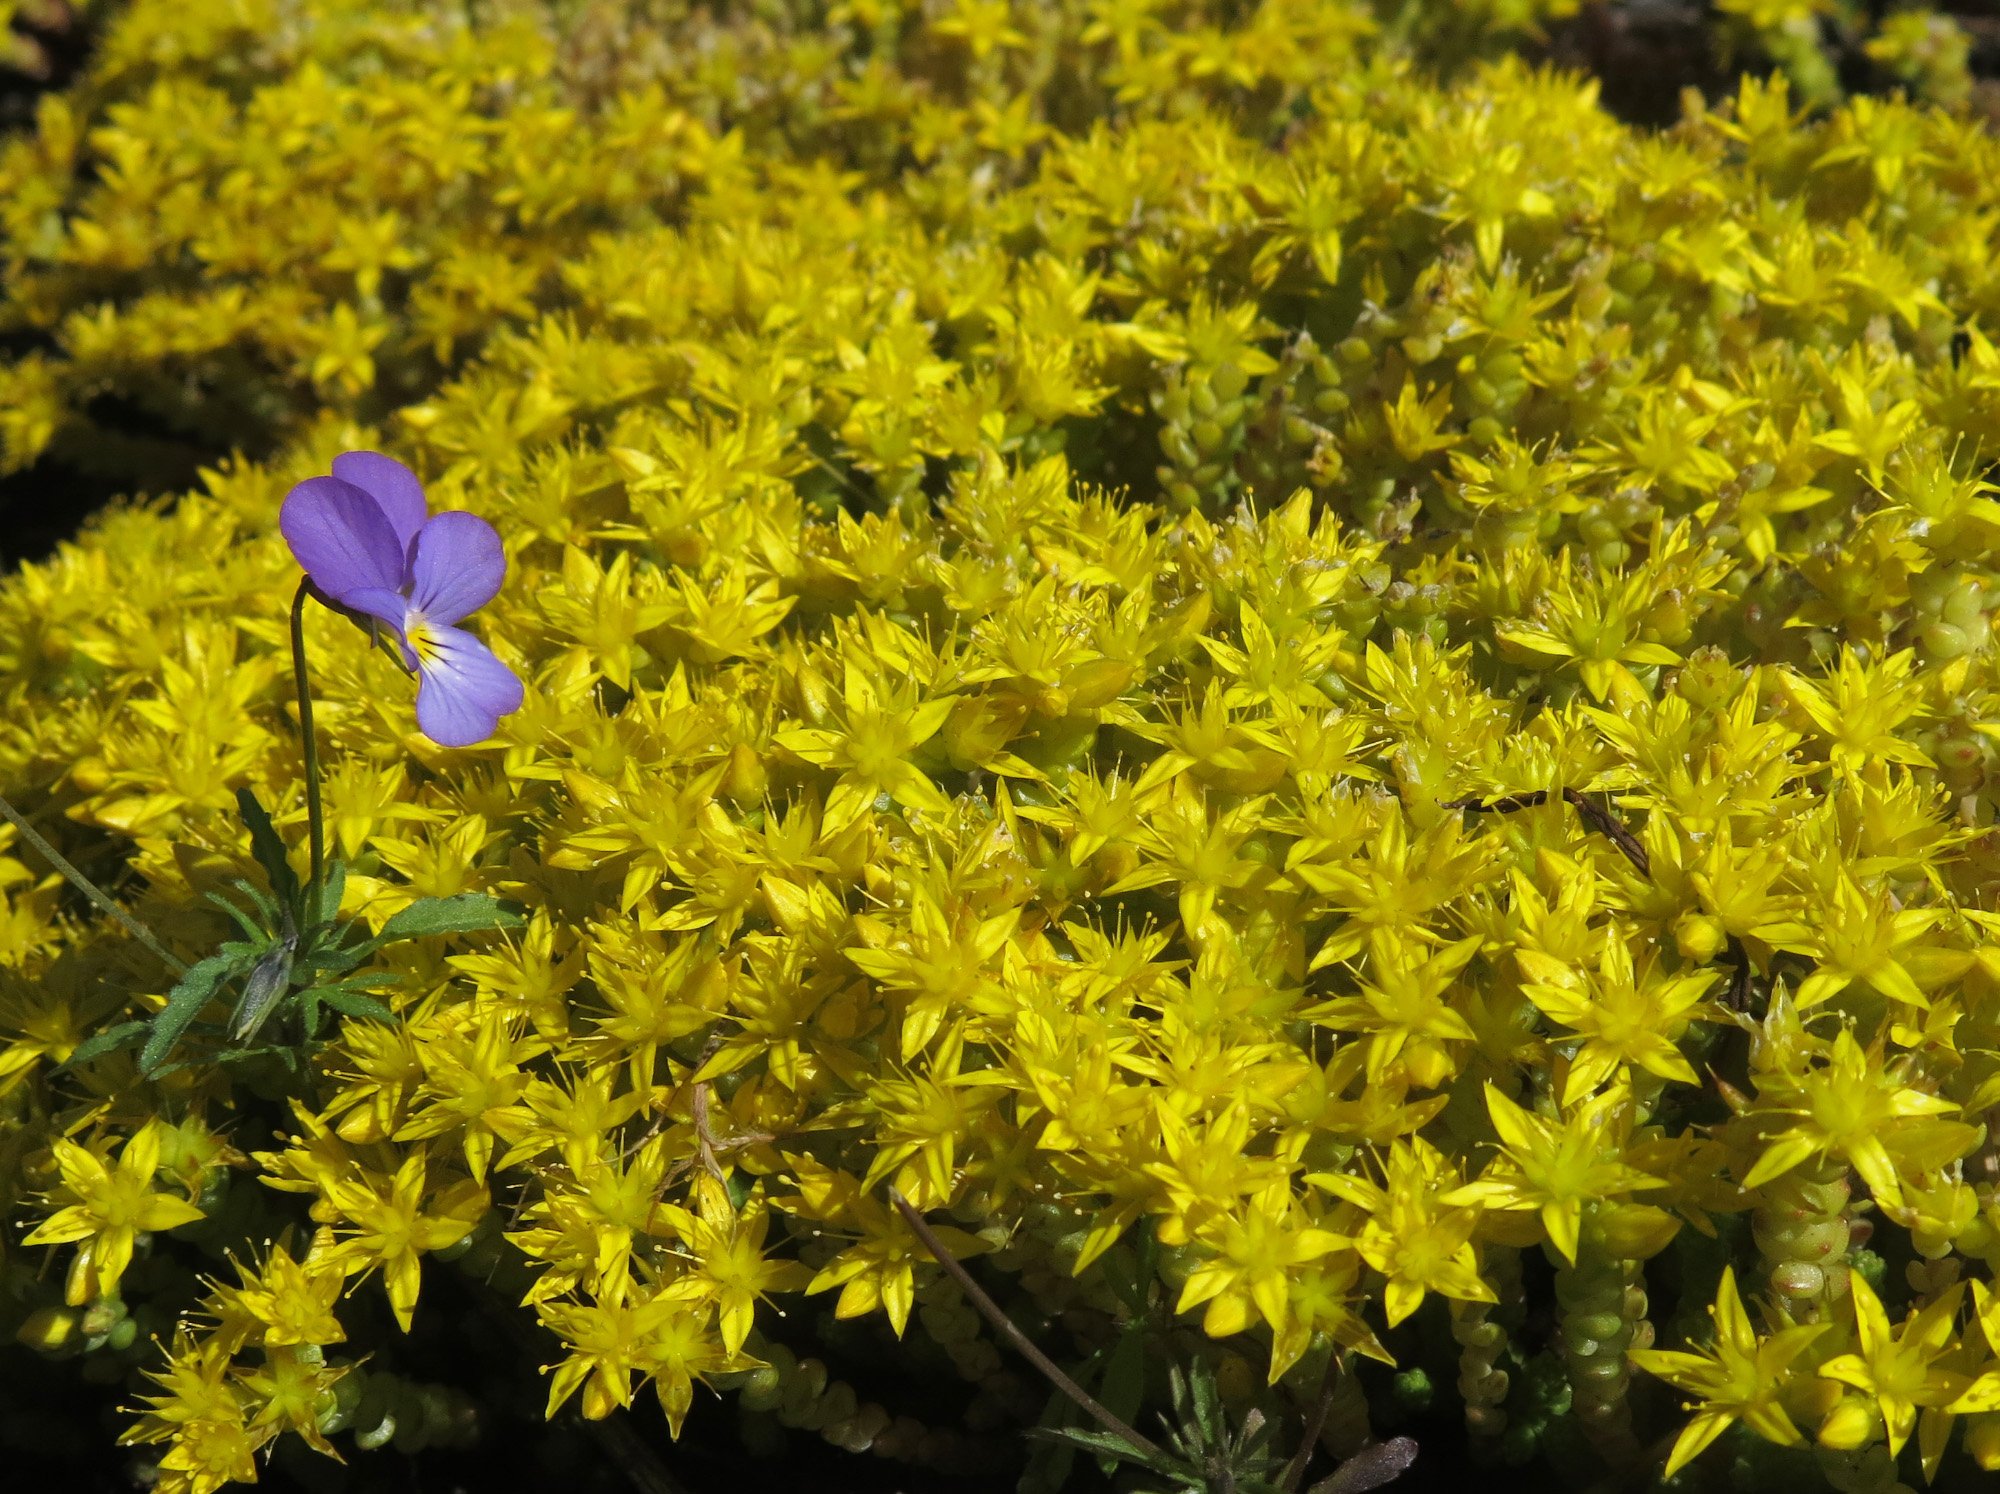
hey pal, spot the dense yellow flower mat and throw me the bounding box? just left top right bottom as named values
left=5, top=3, right=2000, bottom=1491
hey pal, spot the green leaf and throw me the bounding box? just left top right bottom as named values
left=1030, top=1426, right=1179, bottom=1480
left=1022, top=1386, right=1081, bottom=1494
left=371, top=893, right=522, bottom=946
left=1098, top=1326, right=1148, bottom=1473
left=298, top=971, right=392, bottom=1038
left=322, top=989, right=397, bottom=1024
left=211, top=1042, right=301, bottom=1068
left=298, top=930, right=368, bottom=979
left=236, top=787, right=299, bottom=912
left=309, top=858, right=347, bottom=929
left=140, top=952, right=247, bottom=1075
left=204, top=890, right=269, bottom=943
left=235, top=878, right=281, bottom=928
left=62, top=1020, right=150, bottom=1068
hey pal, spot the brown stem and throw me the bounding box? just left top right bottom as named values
left=887, top=1189, right=1164, bottom=1461
left=1442, top=788, right=1649, bottom=876
left=1279, top=1348, right=1343, bottom=1493
left=1559, top=787, right=1650, bottom=877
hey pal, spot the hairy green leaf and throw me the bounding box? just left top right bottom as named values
left=140, top=952, right=248, bottom=1076
left=62, top=1020, right=150, bottom=1068
left=371, top=893, right=522, bottom=946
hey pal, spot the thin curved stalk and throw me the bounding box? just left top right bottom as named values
left=889, top=1188, right=1164, bottom=1461
left=0, top=792, right=185, bottom=973
left=290, top=579, right=326, bottom=907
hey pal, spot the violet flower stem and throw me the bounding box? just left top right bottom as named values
left=888, top=1189, right=1163, bottom=1461
left=0, top=792, right=186, bottom=974
left=290, top=579, right=326, bottom=909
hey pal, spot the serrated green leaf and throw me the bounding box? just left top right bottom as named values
left=309, top=972, right=392, bottom=995
left=211, top=1043, right=299, bottom=1067
left=237, top=787, right=299, bottom=913
left=140, top=952, right=246, bottom=1075
left=371, top=893, right=522, bottom=946
left=232, top=878, right=279, bottom=928
left=1185, top=1359, right=1223, bottom=1441
left=1023, top=1386, right=1081, bottom=1494
left=62, top=1020, right=150, bottom=1068
left=298, top=935, right=368, bottom=978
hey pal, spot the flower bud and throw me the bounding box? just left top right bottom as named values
left=15, top=1305, right=81, bottom=1355
left=1816, top=1394, right=1879, bottom=1451
left=1673, top=912, right=1727, bottom=964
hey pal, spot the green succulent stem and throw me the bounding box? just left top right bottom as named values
left=1552, top=1215, right=1645, bottom=1463
left=1753, top=1158, right=1854, bottom=1325
left=1450, top=1295, right=1509, bottom=1441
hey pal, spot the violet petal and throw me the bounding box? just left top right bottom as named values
left=331, top=451, right=429, bottom=555
left=413, top=625, right=523, bottom=746
left=408, top=511, right=507, bottom=626
left=281, top=477, right=410, bottom=600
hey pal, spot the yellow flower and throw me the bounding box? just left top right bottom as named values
left=537, top=1288, right=727, bottom=1427
left=24, top=1120, right=205, bottom=1306
left=1446, top=1084, right=1663, bottom=1265
left=1739, top=1028, right=1974, bottom=1211
left=223, top=1244, right=347, bottom=1349
left=1519, top=934, right=1713, bottom=1102
left=1312, top=930, right=1482, bottom=1092
left=1818, top=1274, right=1968, bottom=1457
left=1312, top=1136, right=1494, bottom=1327
left=318, top=1153, right=488, bottom=1331
left=773, top=661, right=958, bottom=833
left=1629, top=1266, right=1825, bottom=1477
left=1176, top=1181, right=1347, bottom=1341
left=792, top=1159, right=987, bottom=1336
left=656, top=1178, right=813, bottom=1355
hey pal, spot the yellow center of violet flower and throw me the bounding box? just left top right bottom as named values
left=404, top=613, right=445, bottom=668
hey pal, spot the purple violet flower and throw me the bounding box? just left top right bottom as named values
left=281, top=451, right=523, bottom=747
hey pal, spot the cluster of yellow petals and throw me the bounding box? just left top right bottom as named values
left=3, top=1, right=2000, bottom=1491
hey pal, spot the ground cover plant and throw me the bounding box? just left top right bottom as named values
left=6, top=3, right=2000, bottom=1493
